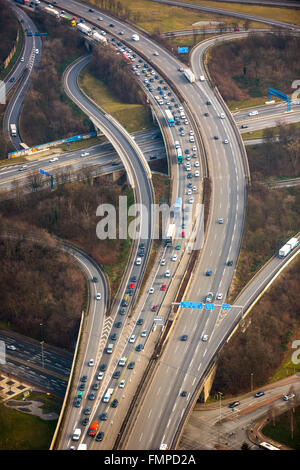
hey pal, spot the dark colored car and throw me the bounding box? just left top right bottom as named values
left=100, top=412, right=107, bottom=420
left=115, top=321, right=122, bottom=328
left=228, top=401, right=240, bottom=408
left=213, top=136, right=219, bottom=140
left=79, top=383, right=85, bottom=391
left=84, top=407, right=91, bottom=415
left=254, top=392, right=265, bottom=398
left=136, top=344, right=144, bottom=352
left=113, top=371, right=120, bottom=379
left=119, top=308, right=126, bottom=316
left=136, top=318, right=144, bottom=325
left=99, top=363, right=107, bottom=372
left=96, top=432, right=104, bottom=442
left=92, top=276, right=98, bottom=282
left=81, top=375, right=87, bottom=382
left=128, top=361, right=135, bottom=369
left=111, top=399, right=118, bottom=408
left=82, top=417, right=89, bottom=426
left=74, top=398, right=81, bottom=407
left=181, top=335, right=188, bottom=341
left=181, top=391, right=187, bottom=397
left=206, top=100, right=211, bottom=105
left=227, top=260, right=233, bottom=266
left=206, top=270, right=212, bottom=276
left=110, top=333, right=117, bottom=340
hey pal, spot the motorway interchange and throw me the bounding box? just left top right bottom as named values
left=1, top=0, right=300, bottom=451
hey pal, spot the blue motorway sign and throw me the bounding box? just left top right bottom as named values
left=178, top=47, right=189, bottom=54
left=205, top=303, right=214, bottom=310
left=181, top=301, right=203, bottom=309
left=222, top=304, right=231, bottom=311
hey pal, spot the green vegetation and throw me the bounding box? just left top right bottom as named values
left=79, top=71, right=153, bottom=134
left=183, top=0, right=300, bottom=27
left=0, top=397, right=58, bottom=450
left=262, top=406, right=300, bottom=450
left=208, top=33, right=300, bottom=107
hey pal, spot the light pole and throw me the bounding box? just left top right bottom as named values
left=251, top=373, right=254, bottom=393
left=217, top=392, right=223, bottom=424
left=40, top=323, right=44, bottom=369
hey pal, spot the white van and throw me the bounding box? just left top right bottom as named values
left=72, top=428, right=81, bottom=441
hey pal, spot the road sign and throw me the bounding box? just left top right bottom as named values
left=178, top=47, right=189, bottom=54
left=222, top=304, right=231, bottom=311
left=205, top=303, right=214, bottom=310
left=180, top=301, right=203, bottom=309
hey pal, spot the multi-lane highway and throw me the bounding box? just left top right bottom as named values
left=1, top=0, right=299, bottom=452
left=4, top=0, right=42, bottom=148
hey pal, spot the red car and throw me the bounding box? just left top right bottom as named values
left=234, top=27, right=240, bottom=31
left=181, top=231, right=185, bottom=238
left=129, top=282, right=135, bottom=289
left=161, top=284, right=167, bottom=291
left=151, top=305, right=158, bottom=311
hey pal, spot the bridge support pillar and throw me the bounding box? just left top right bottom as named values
left=202, top=363, right=217, bottom=402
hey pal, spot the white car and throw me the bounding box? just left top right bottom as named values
left=135, top=257, right=142, bottom=266
left=192, top=186, right=197, bottom=192
left=141, top=330, right=147, bottom=337
left=88, top=359, right=94, bottom=367
left=248, top=110, right=258, bottom=116
left=184, top=120, right=189, bottom=125
left=195, top=171, right=200, bottom=177
left=202, top=335, right=209, bottom=342
left=81, top=152, right=89, bottom=157
left=49, top=157, right=58, bottom=162
left=218, top=218, right=224, bottom=224
left=6, top=345, right=16, bottom=351
left=35, top=49, right=39, bottom=54
left=97, top=372, right=104, bottom=380
left=20, top=57, right=24, bottom=62
left=149, top=287, right=154, bottom=294
left=223, top=139, right=229, bottom=144
left=187, top=189, right=192, bottom=195
left=96, top=293, right=101, bottom=300
left=165, top=270, right=171, bottom=277
left=189, top=130, right=194, bottom=136
left=160, top=259, right=166, bottom=266
left=283, top=393, right=295, bottom=401
left=192, top=146, right=197, bottom=152
left=194, top=161, right=199, bottom=167
left=129, top=335, right=136, bottom=343
left=153, top=51, right=159, bottom=56
left=18, top=165, right=27, bottom=171
left=189, top=136, right=195, bottom=143
left=188, top=197, right=194, bottom=204
left=216, top=293, right=223, bottom=300
left=119, top=380, right=125, bottom=388
left=219, top=113, right=225, bottom=119
left=171, top=254, right=177, bottom=262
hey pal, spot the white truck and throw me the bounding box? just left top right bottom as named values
left=184, top=68, right=195, bottom=83
left=77, top=23, right=92, bottom=36
left=72, top=428, right=81, bottom=441
left=278, top=237, right=299, bottom=257
left=10, top=124, right=17, bottom=137
left=155, top=95, right=163, bottom=105
left=92, top=32, right=107, bottom=44
left=78, top=443, right=87, bottom=450
left=102, top=387, right=114, bottom=403
left=44, top=6, right=59, bottom=18
left=131, top=34, right=139, bottom=41
left=165, top=223, right=176, bottom=246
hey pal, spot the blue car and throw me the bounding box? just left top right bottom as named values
left=254, top=391, right=265, bottom=398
